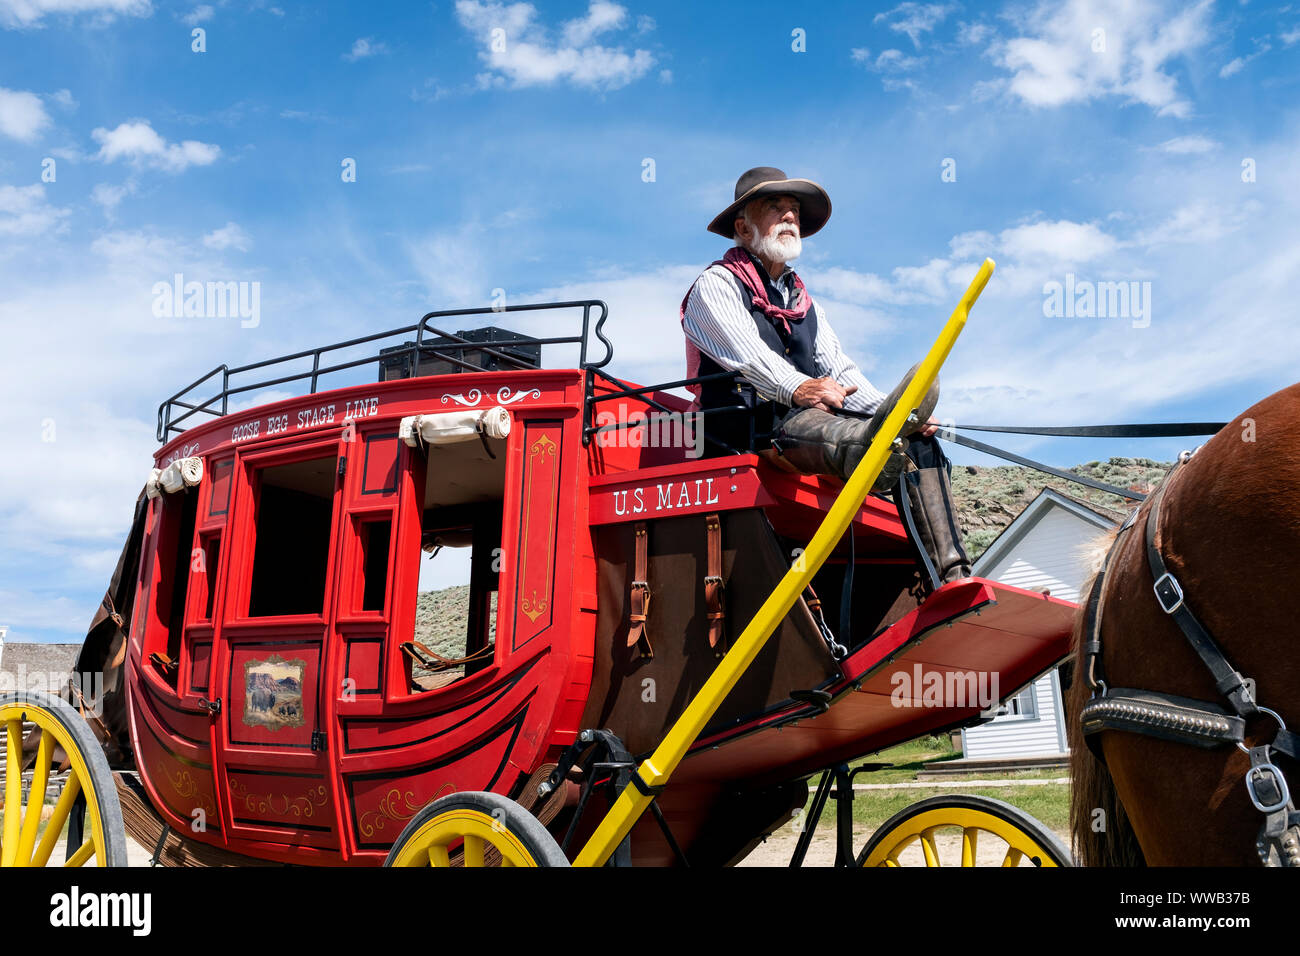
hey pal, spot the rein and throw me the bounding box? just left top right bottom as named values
left=1079, top=452, right=1300, bottom=866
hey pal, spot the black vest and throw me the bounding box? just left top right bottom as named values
left=695, top=260, right=819, bottom=454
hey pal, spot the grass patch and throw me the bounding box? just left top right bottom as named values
left=850, top=784, right=1071, bottom=834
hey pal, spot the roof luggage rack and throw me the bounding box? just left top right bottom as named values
left=156, top=300, right=613, bottom=442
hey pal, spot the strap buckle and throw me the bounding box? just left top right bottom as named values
left=1152, top=572, right=1184, bottom=614
left=703, top=575, right=724, bottom=587
left=1246, top=763, right=1291, bottom=814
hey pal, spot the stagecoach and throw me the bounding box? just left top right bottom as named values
left=1, top=260, right=1081, bottom=868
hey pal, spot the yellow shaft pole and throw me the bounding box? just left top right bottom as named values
left=573, top=258, right=995, bottom=868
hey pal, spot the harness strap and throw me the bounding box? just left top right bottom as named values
left=627, top=522, right=653, bottom=659
left=1144, top=475, right=1259, bottom=719
left=1080, top=688, right=1245, bottom=748
left=704, top=514, right=726, bottom=657
left=1081, top=503, right=1140, bottom=696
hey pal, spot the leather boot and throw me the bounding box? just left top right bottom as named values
left=893, top=459, right=972, bottom=591
left=770, top=365, right=940, bottom=492
left=864, top=362, right=940, bottom=446
left=772, top=409, right=909, bottom=492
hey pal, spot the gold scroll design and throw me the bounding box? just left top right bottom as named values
left=358, top=782, right=453, bottom=839
left=228, top=776, right=329, bottom=820
left=167, top=768, right=216, bottom=819
left=519, top=433, right=559, bottom=624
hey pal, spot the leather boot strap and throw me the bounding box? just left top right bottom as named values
left=627, top=522, right=653, bottom=659
left=704, top=513, right=726, bottom=656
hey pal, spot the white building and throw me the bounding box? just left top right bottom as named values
left=959, top=488, right=1124, bottom=761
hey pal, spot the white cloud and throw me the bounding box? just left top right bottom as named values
left=852, top=47, right=926, bottom=91
left=956, top=20, right=991, bottom=45
left=1132, top=199, right=1254, bottom=247
left=874, top=48, right=926, bottom=71
left=0, top=183, right=69, bottom=236
left=0, top=88, right=51, bottom=142
left=343, top=37, right=388, bottom=61
left=998, top=219, right=1119, bottom=265
left=454, top=0, right=656, bottom=91
left=1150, top=134, right=1219, bottom=154
left=1219, top=39, right=1270, bottom=78
left=873, top=2, right=955, bottom=48
left=1282, top=27, right=1300, bottom=45
left=202, top=221, right=251, bottom=252
left=0, top=0, right=151, bottom=28
left=561, top=0, right=624, bottom=45
left=90, top=180, right=135, bottom=215
left=992, top=0, right=1213, bottom=117
left=180, top=3, right=211, bottom=26
left=92, top=120, right=220, bottom=172
left=48, top=88, right=76, bottom=110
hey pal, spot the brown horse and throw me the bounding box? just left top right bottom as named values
left=1067, top=383, right=1300, bottom=866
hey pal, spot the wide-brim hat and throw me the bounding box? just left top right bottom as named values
left=707, top=166, right=831, bottom=239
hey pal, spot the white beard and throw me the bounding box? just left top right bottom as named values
left=746, top=222, right=801, bottom=265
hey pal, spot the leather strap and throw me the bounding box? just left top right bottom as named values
left=400, top=639, right=494, bottom=671
left=704, top=513, right=726, bottom=657
left=627, top=522, right=653, bottom=659
left=149, top=652, right=178, bottom=677
left=1144, top=474, right=1259, bottom=718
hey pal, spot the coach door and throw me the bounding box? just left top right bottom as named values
left=212, top=432, right=348, bottom=851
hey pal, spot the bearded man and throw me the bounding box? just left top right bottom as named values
left=679, top=166, right=971, bottom=590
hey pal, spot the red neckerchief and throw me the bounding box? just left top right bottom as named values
left=679, top=247, right=812, bottom=403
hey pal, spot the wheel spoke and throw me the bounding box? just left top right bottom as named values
left=32, top=772, right=80, bottom=868
left=15, top=730, right=55, bottom=866
left=463, top=834, right=485, bottom=867
left=2, top=718, right=23, bottom=866
left=64, top=838, right=95, bottom=868
left=1001, top=846, right=1024, bottom=867
left=961, top=827, right=978, bottom=867
left=428, top=843, right=450, bottom=867
left=920, top=830, right=940, bottom=867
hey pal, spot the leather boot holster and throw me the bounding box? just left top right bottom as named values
left=893, top=457, right=972, bottom=591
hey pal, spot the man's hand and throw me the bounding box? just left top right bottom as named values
left=917, top=414, right=940, bottom=437
left=792, top=377, right=858, bottom=411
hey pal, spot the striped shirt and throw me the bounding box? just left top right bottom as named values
left=682, top=262, right=889, bottom=414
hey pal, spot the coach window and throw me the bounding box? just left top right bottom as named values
left=399, top=423, right=508, bottom=692
left=145, top=487, right=199, bottom=685
left=247, top=455, right=337, bottom=617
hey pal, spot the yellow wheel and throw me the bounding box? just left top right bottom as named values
left=1, top=690, right=127, bottom=867
left=384, top=791, right=568, bottom=867
left=858, top=794, right=1073, bottom=867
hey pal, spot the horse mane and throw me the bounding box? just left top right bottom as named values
left=1066, top=535, right=1147, bottom=867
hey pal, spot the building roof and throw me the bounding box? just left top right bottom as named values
left=973, top=487, right=1124, bottom=576
left=0, top=641, right=83, bottom=682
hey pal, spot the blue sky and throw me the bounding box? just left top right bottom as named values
left=2, top=0, right=1299, bottom=642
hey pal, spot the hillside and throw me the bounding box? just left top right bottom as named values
left=951, top=456, right=1171, bottom=559
left=409, top=457, right=1173, bottom=651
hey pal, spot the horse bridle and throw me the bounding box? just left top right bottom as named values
left=1080, top=452, right=1300, bottom=866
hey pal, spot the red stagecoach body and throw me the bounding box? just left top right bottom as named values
left=119, top=304, right=1077, bottom=866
